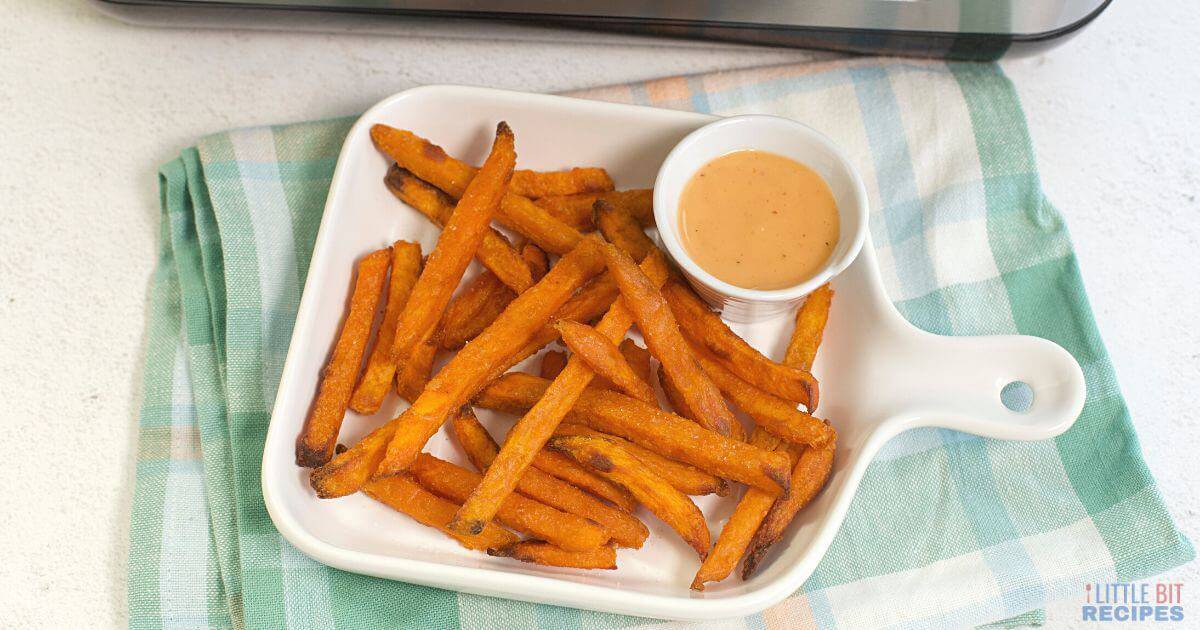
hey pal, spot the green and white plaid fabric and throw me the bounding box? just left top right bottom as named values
left=128, top=59, right=1192, bottom=629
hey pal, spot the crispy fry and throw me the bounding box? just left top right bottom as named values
left=664, top=282, right=817, bottom=410
left=347, top=242, right=422, bottom=414
left=734, top=287, right=838, bottom=580
left=371, top=236, right=608, bottom=480
left=394, top=337, right=438, bottom=403
left=553, top=424, right=728, bottom=497
left=786, top=283, right=834, bottom=372
left=371, top=125, right=584, bottom=254
left=450, top=411, right=648, bottom=548
left=385, top=165, right=533, bottom=292
left=509, top=168, right=614, bottom=198
left=410, top=454, right=609, bottom=551
left=596, top=200, right=655, bottom=262
left=475, top=373, right=790, bottom=495
left=538, top=350, right=567, bottom=380
left=529, top=449, right=637, bottom=512
left=687, top=339, right=836, bottom=448
left=311, top=237, right=606, bottom=497
left=741, top=443, right=835, bottom=579
left=362, top=475, right=517, bottom=551
left=618, top=340, right=654, bottom=390
left=535, top=189, right=653, bottom=228
left=488, top=541, right=617, bottom=570
left=601, top=243, right=744, bottom=440
left=690, top=429, right=787, bottom=590
left=384, top=123, right=515, bottom=392
left=438, top=245, right=548, bottom=350
left=548, top=435, right=711, bottom=558
left=554, top=319, right=657, bottom=404
left=296, top=248, right=391, bottom=467
left=449, top=253, right=670, bottom=536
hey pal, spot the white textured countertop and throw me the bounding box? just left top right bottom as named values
left=0, top=1, right=1195, bottom=627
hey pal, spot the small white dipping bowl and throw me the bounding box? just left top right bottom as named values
left=654, top=115, right=869, bottom=323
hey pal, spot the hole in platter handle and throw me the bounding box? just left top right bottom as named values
left=911, top=333, right=1087, bottom=441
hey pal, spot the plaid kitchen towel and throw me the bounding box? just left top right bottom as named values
left=127, top=58, right=1192, bottom=629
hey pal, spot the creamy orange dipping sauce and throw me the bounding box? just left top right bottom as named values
left=679, top=150, right=839, bottom=291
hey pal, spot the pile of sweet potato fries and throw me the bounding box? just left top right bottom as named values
left=295, top=121, right=837, bottom=588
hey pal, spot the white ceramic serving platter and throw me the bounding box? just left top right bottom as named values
left=262, top=85, right=1087, bottom=621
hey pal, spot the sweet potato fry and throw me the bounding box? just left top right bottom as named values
left=529, top=449, right=637, bottom=512
left=437, top=244, right=548, bottom=350
left=596, top=200, right=655, bottom=262
left=475, top=373, right=790, bottom=495
left=786, top=283, right=834, bottom=373
left=741, top=443, right=835, bottom=579
left=509, top=168, right=614, bottom=198
left=732, top=286, right=838, bottom=580
left=362, top=475, right=517, bottom=551
left=372, top=236, right=608, bottom=480
left=600, top=243, right=744, bottom=440
left=385, top=123, right=515, bottom=386
left=618, top=340, right=654, bottom=390
left=553, top=424, right=728, bottom=497
left=488, top=541, right=617, bottom=570
left=410, top=454, right=608, bottom=551
left=690, top=429, right=789, bottom=590
left=448, top=253, right=669, bottom=536
left=687, top=339, right=836, bottom=448
left=394, top=337, right=438, bottom=403
left=664, top=282, right=817, bottom=410
left=548, top=435, right=711, bottom=558
left=554, top=319, right=657, bottom=404
left=348, top=241, right=423, bottom=414
left=535, top=189, right=653, bottom=228
left=311, top=237, right=606, bottom=497
left=450, top=411, right=648, bottom=548
left=296, top=247, right=391, bottom=467
left=371, top=125, right=584, bottom=254
left=538, top=350, right=567, bottom=380
left=385, top=165, right=532, bottom=292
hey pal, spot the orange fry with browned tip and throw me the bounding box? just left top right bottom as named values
left=618, top=340, right=655, bottom=390
left=488, top=541, right=617, bottom=570
left=475, top=373, right=790, bottom=495
left=741, top=443, right=835, bottom=579
left=548, top=434, right=711, bottom=559
left=687, top=339, right=836, bottom=448
left=690, top=429, right=792, bottom=590
left=664, top=282, right=818, bottom=410
left=370, top=125, right=584, bottom=255
left=296, top=247, right=390, bottom=467
left=600, top=243, right=744, bottom=440
left=362, top=475, right=517, bottom=551
left=447, top=253, right=669, bottom=537
left=786, top=283, right=834, bottom=372
left=382, top=123, right=515, bottom=399
left=410, top=454, right=609, bottom=551
left=394, top=337, right=438, bottom=403
left=555, top=319, right=657, bottom=405
left=450, top=411, right=648, bottom=548
left=553, top=424, right=728, bottom=497
left=385, top=165, right=532, bottom=293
